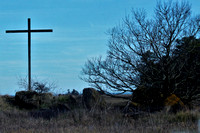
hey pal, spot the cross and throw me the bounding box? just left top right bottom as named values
left=6, top=18, right=53, bottom=91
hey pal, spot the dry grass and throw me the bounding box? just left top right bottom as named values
left=0, top=108, right=199, bottom=132
left=0, top=95, right=199, bottom=133
left=0, top=95, right=16, bottom=111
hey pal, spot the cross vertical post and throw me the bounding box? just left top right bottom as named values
left=6, top=18, right=53, bottom=91
left=28, top=18, right=31, bottom=91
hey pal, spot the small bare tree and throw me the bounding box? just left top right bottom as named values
left=17, top=76, right=57, bottom=93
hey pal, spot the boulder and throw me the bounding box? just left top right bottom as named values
left=15, top=91, right=39, bottom=109
left=164, top=94, right=185, bottom=113
left=38, top=93, right=53, bottom=107
left=82, top=88, right=106, bottom=110
left=15, top=91, right=54, bottom=109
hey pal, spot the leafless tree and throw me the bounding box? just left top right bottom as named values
left=81, top=1, right=200, bottom=99
left=17, top=76, right=57, bottom=93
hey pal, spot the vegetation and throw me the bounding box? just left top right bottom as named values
left=0, top=94, right=200, bottom=133
left=18, top=77, right=57, bottom=93
left=81, top=1, right=200, bottom=109
left=0, top=1, right=200, bottom=133
left=67, top=89, right=80, bottom=96
left=0, top=86, right=199, bottom=133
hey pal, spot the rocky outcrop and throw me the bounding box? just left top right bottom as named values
left=15, top=91, right=53, bottom=109
left=15, top=91, right=39, bottom=109
left=82, top=88, right=106, bottom=110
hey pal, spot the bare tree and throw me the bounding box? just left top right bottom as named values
left=17, top=76, right=57, bottom=93
left=81, top=1, right=200, bottom=99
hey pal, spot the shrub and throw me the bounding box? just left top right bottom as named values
left=71, top=89, right=79, bottom=96
left=33, top=82, right=50, bottom=94
left=17, top=77, right=57, bottom=93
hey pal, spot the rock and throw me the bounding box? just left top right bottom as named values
left=15, top=91, right=54, bottom=109
left=82, top=88, right=106, bottom=110
left=57, top=94, right=77, bottom=105
left=38, top=93, right=53, bottom=107
left=164, top=94, right=185, bottom=113
left=15, top=91, right=39, bottom=109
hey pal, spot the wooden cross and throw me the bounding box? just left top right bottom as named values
left=6, top=18, right=53, bottom=91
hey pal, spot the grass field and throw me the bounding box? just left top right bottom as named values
left=0, top=95, right=199, bottom=133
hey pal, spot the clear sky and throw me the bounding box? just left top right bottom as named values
left=0, top=0, right=199, bottom=95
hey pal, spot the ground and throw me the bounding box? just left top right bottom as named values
left=0, top=94, right=199, bottom=133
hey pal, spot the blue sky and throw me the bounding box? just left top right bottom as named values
left=0, top=0, right=200, bottom=95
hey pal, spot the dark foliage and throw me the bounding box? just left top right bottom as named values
left=173, top=37, right=200, bottom=104
left=134, top=37, right=200, bottom=108
left=71, top=89, right=79, bottom=96
left=33, top=82, right=50, bottom=94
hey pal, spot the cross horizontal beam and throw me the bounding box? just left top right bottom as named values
left=6, top=29, right=53, bottom=33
